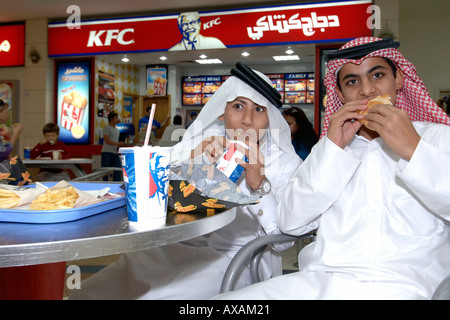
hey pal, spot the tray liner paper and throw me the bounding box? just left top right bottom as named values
left=168, top=162, right=259, bottom=214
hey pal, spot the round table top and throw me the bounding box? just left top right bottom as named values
left=0, top=207, right=236, bottom=267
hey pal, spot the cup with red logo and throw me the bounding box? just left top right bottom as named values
left=120, top=146, right=172, bottom=229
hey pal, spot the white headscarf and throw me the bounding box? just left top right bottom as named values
left=171, top=70, right=297, bottom=163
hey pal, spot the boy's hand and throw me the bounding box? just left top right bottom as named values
left=327, top=99, right=366, bottom=149
left=234, top=138, right=265, bottom=191
left=191, top=136, right=228, bottom=163
left=364, top=103, right=420, bottom=161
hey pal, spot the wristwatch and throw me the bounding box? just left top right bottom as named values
left=250, top=177, right=271, bottom=196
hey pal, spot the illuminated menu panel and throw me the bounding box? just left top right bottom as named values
left=181, top=72, right=314, bottom=106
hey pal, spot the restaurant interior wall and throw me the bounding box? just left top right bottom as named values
left=398, top=0, right=450, bottom=103
left=95, top=59, right=140, bottom=145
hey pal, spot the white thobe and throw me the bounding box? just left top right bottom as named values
left=69, top=140, right=300, bottom=300
left=218, top=121, right=450, bottom=300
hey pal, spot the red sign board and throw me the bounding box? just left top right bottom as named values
left=48, top=1, right=372, bottom=56
left=0, top=24, right=25, bottom=67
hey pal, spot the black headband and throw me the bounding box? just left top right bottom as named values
left=231, top=62, right=283, bottom=108
left=328, top=37, right=400, bottom=61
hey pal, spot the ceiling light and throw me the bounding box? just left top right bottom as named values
left=273, top=55, right=300, bottom=61
left=121, top=55, right=130, bottom=63
left=159, top=56, right=167, bottom=61
left=195, top=59, right=222, bottom=64
left=199, top=54, right=208, bottom=59
left=285, top=49, right=294, bottom=54
left=241, top=51, right=250, bottom=57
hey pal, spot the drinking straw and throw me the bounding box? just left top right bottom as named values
left=144, top=103, right=156, bottom=147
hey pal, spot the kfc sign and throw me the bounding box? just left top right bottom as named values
left=48, top=0, right=372, bottom=57
left=87, top=28, right=135, bottom=47
left=0, top=24, right=25, bottom=67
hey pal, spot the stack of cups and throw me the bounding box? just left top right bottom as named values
left=120, top=146, right=172, bottom=229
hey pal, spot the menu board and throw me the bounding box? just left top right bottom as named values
left=182, top=76, right=222, bottom=106
left=284, top=73, right=315, bottom=104
left=181, top=72, right=314, bottom=106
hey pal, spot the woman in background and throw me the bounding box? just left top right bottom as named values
left=283, top=107, right=319, bottom=160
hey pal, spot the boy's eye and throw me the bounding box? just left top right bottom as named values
left=255, top=106, right=266, bottom=113
left=233, top=103, right=243, bottom=110
left=373, top=72, right=384, bottom=79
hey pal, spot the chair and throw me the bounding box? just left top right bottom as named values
left=70, top=167, right=123, bottom=181
left=220, top=233, right=315, bottom=293
left=432, top=275, right=450, bottom=300
left=220, top=233, right=450, bottom=299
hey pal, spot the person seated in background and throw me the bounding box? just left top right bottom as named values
left=31, top=123, right=70, bottom=181
left=185, top=111, right=198, bottom=129
left=158, top=115, right=185, bottom=147
left=0, top=99, right=29, bottom=185
left=138, top=106, right=170, bottom=136
left=217, top=37, right=450, bottom=300
left=282, top=107, right=319, bottom=161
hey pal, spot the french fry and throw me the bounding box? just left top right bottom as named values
left=0, top=198, right=21, bottom=209
left=29, top=187, right=79, bottom=210
left=0, top=188, right=21, bottom=209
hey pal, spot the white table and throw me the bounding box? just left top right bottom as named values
left=22, top=158, right=95, bottom=178
left=0, top=199, right=236, bottom=299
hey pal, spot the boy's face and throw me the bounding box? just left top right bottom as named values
left=44, top=132, right=59, bottom=144
left=0, top=108, right=9, bottom=124
left=336, top=57, right=403, bottom=105
left=219, top=96, right=269, bottom=142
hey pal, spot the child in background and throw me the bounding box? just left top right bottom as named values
left=31, top=123, right=70, bottom=181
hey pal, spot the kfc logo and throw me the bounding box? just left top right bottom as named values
left=87, top=28, right=135, bottom=47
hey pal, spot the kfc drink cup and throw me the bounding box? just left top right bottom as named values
left=120, top=146, right=172, bottom=229
left=216, top=140, right=249, bottom=183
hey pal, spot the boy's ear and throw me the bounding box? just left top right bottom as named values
left=218, top=114, right=224, bottom=121
left=336, top=87, right=346, bottom=104
left=395, top=69, right=404, bottom=91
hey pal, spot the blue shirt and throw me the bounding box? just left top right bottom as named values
left=138, top=116, right=161, bottom=135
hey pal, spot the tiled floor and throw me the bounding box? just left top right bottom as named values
left=63, top=241, right=304, bottom=299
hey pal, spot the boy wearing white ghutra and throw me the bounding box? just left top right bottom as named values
left=70, top=63, right=301, bottom=300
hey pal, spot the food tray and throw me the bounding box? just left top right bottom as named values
left=0, top=182, right=126, bottom=224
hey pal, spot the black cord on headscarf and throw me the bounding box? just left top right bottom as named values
left=231, top=62, right=283, bottom=108
left=327, top=37, right=400, bottom=61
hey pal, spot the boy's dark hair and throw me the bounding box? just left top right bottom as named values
left=173, top=115, right=182, bottom=125
left=336, top=58, right=397, bottom=91
left=0, top=99, right=8, bottom=112
left=42, top=123, right=60, bottom=135
left=108, top=111, right=118, bottom=123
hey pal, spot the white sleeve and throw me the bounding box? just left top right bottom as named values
left=279, top=137, right=361, bottom=235
left=247, top=152, right=301, bottom=252
left=396, top=135, right=450, bottom=219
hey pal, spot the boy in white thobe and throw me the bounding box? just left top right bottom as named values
left=70, top=63, right=301, bottom=300
left=217, top=37, right=450, bottom=300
